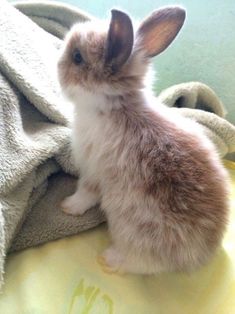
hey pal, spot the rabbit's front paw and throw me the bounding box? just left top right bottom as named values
left=61, top=194, right=89, bottom=216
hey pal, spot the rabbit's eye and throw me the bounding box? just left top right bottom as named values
left=72, top=49, right=83, bottom=65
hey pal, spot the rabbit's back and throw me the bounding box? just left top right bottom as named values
left=100, top=104, right=229, bottom=272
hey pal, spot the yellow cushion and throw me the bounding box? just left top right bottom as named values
left=0, top=162, right=235, bottom=314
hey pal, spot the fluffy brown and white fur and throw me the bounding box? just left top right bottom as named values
left=58, top=7, right=229, bottom=274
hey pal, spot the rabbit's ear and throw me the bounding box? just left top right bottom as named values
left=105, top=9, right=134, bottom=71
left=136, top=6, right=185, bottom=58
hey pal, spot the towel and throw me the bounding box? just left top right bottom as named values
left=0, top=0, right=234, bottom=288
left=158, top=82, right=235, bottom=157
left=0, top=0, right=104, bottom=288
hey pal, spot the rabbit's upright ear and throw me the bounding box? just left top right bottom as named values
left=136, top=6, right=186, bottom=58
left=105, top=9, right=134, bottom=72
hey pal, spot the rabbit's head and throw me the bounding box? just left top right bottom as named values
left=58, top=7, right=185, bottom=98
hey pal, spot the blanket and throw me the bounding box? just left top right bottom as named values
left=0, top=0, right=234, bottom=288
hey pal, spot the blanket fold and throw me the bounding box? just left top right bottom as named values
left=13, top=0, right=93, bottom=38
left=0, top=0, right=234, bottom=288
left=158, top=83, right=235, bottom=156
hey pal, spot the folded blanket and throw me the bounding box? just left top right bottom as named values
left=0, top=0, right=103, bottom=288
left=158, top=82, right=235, bottom=157
left=0, top=0, right=234, bottom=288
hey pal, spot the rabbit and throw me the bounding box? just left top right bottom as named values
left=57, top=6, right=230, bottom=275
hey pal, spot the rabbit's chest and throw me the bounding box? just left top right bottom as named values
left=72, top=112, right=111, bottom=173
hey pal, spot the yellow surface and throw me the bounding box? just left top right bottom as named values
left=0, top=163, right=234, bottom=314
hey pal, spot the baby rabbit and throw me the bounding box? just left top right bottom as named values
left=58, top=6, right=229, bottom=274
